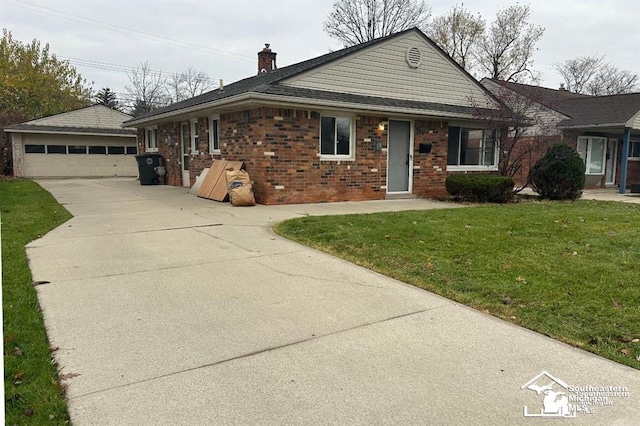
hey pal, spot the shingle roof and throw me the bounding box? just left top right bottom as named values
left=487, top=79, right=589, bottom=115
left=557, top=93, right=640, bottom=128
left=125, top=34, right=392, bottom=124
left=124, top=28, right=496, bottom=125
left=258, top=85, right=484, bottom=116
left=489, top=79, right=640, bottom=128
left=4, top=124, right=136, bottom=136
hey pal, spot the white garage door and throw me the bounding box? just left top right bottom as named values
left=20, top=133, right=139, bottom=178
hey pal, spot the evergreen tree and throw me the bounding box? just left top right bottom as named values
left=95, top=87, right=120, bottom=110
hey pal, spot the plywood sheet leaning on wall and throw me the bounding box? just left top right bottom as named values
left=189, top=168, right=209, bottom=195
left=196, top=160, right=245, bottom=201
left=210, top=161, right=243, bottom=201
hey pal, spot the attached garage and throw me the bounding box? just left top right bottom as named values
left=7, top=105, right=138, bottom=178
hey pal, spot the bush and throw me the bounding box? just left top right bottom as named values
left=530, top=143, right=585, bottom=200
left=445, top=174, right=514, bottom=203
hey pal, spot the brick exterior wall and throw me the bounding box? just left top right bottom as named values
left=137, top=112, right=640, bottom=201
left=623, top=161, right=640, bottom=187
left=221, top=108, right=389, bottom=205
left=503, top=135, right=557, bottom=186
left=138, top=107, right=451, bottom=204
left=412, top=120, right=448, bottom=198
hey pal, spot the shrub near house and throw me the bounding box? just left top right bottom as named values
left=530, top=143, right=586, bottom=200
left=445, top=174, right=514, bottom=203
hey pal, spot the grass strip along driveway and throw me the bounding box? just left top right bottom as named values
left=275, top=200, right=640, bottom=369
left=1, top=179, right=72, bottom=424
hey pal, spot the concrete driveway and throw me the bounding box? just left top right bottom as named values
left=29, top=179, right=639, bottom=425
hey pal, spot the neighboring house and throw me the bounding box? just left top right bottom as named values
left=124, top=28, right=501, bottom=205
left=6, top=105, right=138, bottom=178
left=482, top=79, right=640, bottom=192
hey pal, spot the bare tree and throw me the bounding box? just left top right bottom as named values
left=165, top=72, right=186, bottom=103
left=475, top=5, right=544, bottom=83
left=553, top=56, right=603, bottom=94
left=181, top=67, right=216, bottom=98
left=124, top=61, right=170, bottom=116
left=165, top=67, right=216, bottom=103
left=324, top=0, right=432, bottom=46
left=588, top=64, right=638, bottom=95
left=555, top=55, right=638, bottom=95
left=473, top=82, right=558, bottom=191
left=427, top=4, right=484, bottom=71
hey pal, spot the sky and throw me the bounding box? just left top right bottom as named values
left=2, top=0, right=639, bottom=104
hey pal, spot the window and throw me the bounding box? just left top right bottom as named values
left=447, top=127, right=498, bottom=169
left=320, top=116, right=353, bottom=158
left=190, top=119, right=199, bottom=154
left=108, top=146, right=125, bottom=155
left=577, top=136, right=606, bottom=174
left=68, top=145, right=87, bottom=154
left=209, top=116, right=220, bottom=153
left=25, top=144, right=45, bottom=153
left=145, top=127, right=158, bottom=151
left=89, top=146, right=107, bottom=154
left=47, top=145, right=66, bottom=154
left=628, top=141, right=640, bottom=159
left=126, top=146, right=138, bottom=155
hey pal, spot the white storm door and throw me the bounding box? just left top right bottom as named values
left=605, top=139, right=617, bottom=185
left=180, top=122, right=190, bottom=187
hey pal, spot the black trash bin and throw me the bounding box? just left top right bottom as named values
left=135, top=153, right=164, bottom=185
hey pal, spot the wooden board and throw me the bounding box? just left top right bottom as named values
left=196, top=160, right=245, bottom=201
left=210, top=161, right=244, bottom=201
left=189, top=168, right=209, bottom=195
left=196, top=160, right=227, bottom=199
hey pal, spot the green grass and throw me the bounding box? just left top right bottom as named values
left=1, top=179, right=72, bottom=424
left=274, top=200, right=640, bottom=369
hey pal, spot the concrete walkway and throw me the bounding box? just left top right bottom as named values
left=29, top=179, right=639, bottom=425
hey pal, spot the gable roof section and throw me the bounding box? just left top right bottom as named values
left=485, top=79, right=588, bottom=116
left=486, top=79, right=640, bottom=130
left=558, top=93, right=640, bottom=129
left=5, top=104, right=136, bottom=137
left=280, top=30, right=491, bottom=108
left=124, top=28, right=497, bottom=126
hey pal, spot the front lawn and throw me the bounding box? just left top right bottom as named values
left=274, top=200, right=640, bottom=369
left=1, top=179, right=72, bottom=424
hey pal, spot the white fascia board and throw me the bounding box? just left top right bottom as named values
left=5, top=129, right=136, bottom=137
left=124, top=91, right=483, bottom=126
left=558, top=122, right=626, bottom=130
left=122, top=93, right=256, bottom=127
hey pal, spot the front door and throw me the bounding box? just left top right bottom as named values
left=180, top=122, right=190, bottom=187
left=605, top=138, right=618, bottom=186
left=387, top=120, right=412, bottom=193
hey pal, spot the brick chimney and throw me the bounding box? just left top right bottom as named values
left=258, top=44, right=277, bottom=74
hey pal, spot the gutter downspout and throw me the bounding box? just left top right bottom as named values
left=619, top=128, right=630, bottom=194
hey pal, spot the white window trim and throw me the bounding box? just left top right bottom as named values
left=447, top=128, right=499, bottom=171
left=190, top=119, right=199, bottom=154
left=319, top=114, right=356, bottom=161
left=209, top=116, right=220, bottom=154
left=447, top=165, right=499, bottom=172
left=628, top=140, right=640, bottom=161
left=145, top=126, right=158, bottom=152
left=578, top=136, right=607, bottom=175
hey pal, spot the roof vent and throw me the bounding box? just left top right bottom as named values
left=406, top=46, right=422, bottom=68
